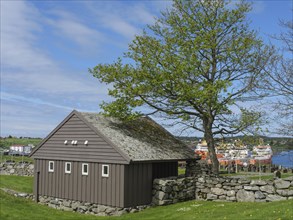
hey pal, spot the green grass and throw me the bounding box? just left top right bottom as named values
left=0, top=155, right=34, bottom=163
left=0, top=191, right=101, bottom=220
left=221, top=172, right=293, bottom=180
left=0, top=175, right=33, bottom=193
left=248, top=173, right=293, bottom=180
left=1, top=190, right=292, bottom=220
left=178, top=167, right=185, bottom=175
left=1, top=175, right=293, bottom=219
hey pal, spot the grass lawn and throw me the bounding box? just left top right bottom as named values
left=221, top=172, right=293, bottom=180
left=0, top=175, right=33, bottom=193
left=178, top=167, right=185, bottom=175
left=1, top=175, right=293, bottom=220
left=1, top=190, right=292, bottom=220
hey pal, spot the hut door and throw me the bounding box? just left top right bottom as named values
left=35, top=171, right=40, bottom=202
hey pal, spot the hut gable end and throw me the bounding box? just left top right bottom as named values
left=31, top=111, right=129, bottom=164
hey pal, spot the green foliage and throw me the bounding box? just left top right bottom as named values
left=90, top=0, right=273, bottom=132
left=90, top=0, right=275, bottom=173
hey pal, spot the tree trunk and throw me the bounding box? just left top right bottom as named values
left=203, top=118, right=219, bottom=175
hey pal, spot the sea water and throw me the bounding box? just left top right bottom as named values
left=272, top=150, right=293, bottom=168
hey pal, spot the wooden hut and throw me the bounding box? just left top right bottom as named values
left=30, top=110, right=194, bottom=208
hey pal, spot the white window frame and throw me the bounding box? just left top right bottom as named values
left=65, top=162, right=71, bottom=174
left=82, top=163, right=89, bottom=175
left=48, top=161, right=54, bottom=172
left=102, top=165, right=109, bottom=177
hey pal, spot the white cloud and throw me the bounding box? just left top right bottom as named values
left=1, top=1, right=53, bottom=70
left=45, top=10, right=103, bottom=48
left=1, top=1, right=109, bottom=97
left=83, top=1, right=158, bottom=40
left=103, top=16, right=140, bottom=39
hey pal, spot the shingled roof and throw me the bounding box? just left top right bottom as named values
left=79, top=112, right=194, bottom=162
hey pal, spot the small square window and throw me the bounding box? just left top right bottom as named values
left=48, top=161, right=54, bottom=172
left=102, top=165, right=109, bottom=177
left=65, top=162, right=71, bottom=174
left=82, top=163, right=88, bottom=175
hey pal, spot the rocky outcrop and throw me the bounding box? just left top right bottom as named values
left=0, top=162, right=34, bottom=176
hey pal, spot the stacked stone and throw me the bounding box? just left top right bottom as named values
left=0, top=162, right=34, bottom=176
left=38, top=196, right=149, bottom=216
left=152, top=175, right=293, bottom=205
left=1, top=188, right=34, bottom=200
left=185, top=160, right=211, bottom=177
left=152, top=176, right=196, bottom=205
left=195, top=175, right=293, bottom=202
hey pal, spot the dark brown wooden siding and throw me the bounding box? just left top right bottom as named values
left=152, top=161, right=178, bottom=180
left=123, top=162, right=178, bottom=207
left=124, top=163, right=153, bottom=207
left=33, top=115, right=127, bottom=164
left=35, top=159, right=125, bottom=207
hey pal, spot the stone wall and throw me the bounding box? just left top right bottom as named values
left=185, top=160, right=212, bottom=177
left=152, top=174, right=293, bottom=205
left=38, top=196, right=149, bottom=216
left=0, top=187, right=148, bottom=217
left=1, top=188, right=34, bottom=200
left=152, top=176, right=196, bottom=205
left=0, top=162, right=34, bottom=176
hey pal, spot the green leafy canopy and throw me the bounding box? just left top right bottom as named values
left=90, top=0, right=275, bottom=174
left=89, top=0, right=272, bottom=135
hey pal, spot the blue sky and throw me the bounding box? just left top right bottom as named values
left=1, top=0, right=292, bottom=138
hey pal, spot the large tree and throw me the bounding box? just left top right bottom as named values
left=90, top=0, right=274, bottom=174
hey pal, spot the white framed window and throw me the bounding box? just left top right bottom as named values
left=102, top=165, right=109, bottom=177
left=48, top=161, right=54, bottom=172
left=65, top=162, right=71, bottom=174
left=82, top=163, right=89, bottom=175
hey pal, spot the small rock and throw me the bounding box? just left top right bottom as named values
left=211, top=188, right=225, bottom=196
left=260, top=185, right=275, bottom=194
left=244, top=186, right=259, bottom=191
left=255, top=191, right=266, bottom=199
left=63, top=200, right=71, bottom=207
left=236, top=190, right=255, bottom=202
left=274, top=180, right=290, bottom=189
left=266, top=194, right=287, bottom=202
left=97, top=205, right=108, bottom=212
left=226, top=190, right=236, bottom=197
left=207, top=194, right=217, bottom=200
left=250, top=180, right=267, bottom=186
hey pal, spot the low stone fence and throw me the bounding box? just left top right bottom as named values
left=1, top=188, right=34, bottom=200
left=38, top=196, right=149, bottom=216
left=152, top=175, right=293, bottom=205
left=0, top=162, right=34, bottom=176
left=152, top=176, right=196, bottom=205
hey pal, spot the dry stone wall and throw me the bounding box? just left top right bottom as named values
left=152, top=174, right=293, bottom=205
left=0, top=162, right=34, bottom=176
left=38, top=196, right=149, bottom=216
